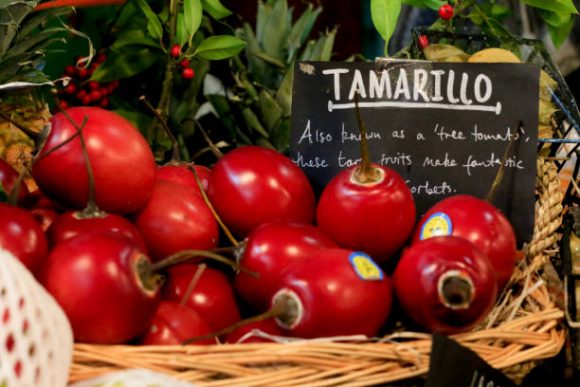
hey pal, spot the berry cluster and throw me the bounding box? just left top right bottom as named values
left=170, top=44, right=195, bottom=80
left=58, top=53, right=119, bottom=110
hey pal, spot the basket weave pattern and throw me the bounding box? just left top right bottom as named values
left=68, top=160, right=566, bottom=386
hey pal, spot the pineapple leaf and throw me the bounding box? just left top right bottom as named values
left=242, top=107, right=269, bottom=138
left=256, top=0, right=273, bottom=43
left=287, top=4, right=322, bottom=62
left=0, top=1, right=37, bottom=55
left=20, top=7, right=70, bottom=38
left=320, top=27, right=337, bottom=61
left=250, top=50, right=285, bottom=69
left=270, top=118, right=290, bottom=151
left=275, top=67, right=292, bottom=115
left=261, top=0, right=290, bottom=61
left=8, top=27, right=67, bottom=56
left=241, top=23, right=267, bottom=79
left=259, top=89, right=282, bottom=130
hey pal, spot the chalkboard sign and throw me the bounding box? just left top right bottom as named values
left=290, top=60, right=540, bottom=243
left=426, top=334, right=517, bottom=387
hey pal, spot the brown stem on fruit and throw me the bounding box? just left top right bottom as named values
left=187, top=165, right=239, bottom=247
left=58, top=110, right=102, bottom=216
left=150, top=249, right=257, bottom=277
left=140, top=95, right=181, bottom=161
left=180, top=263, right=207, bottom=306
left=352, top=94, right=381, bottom=184
left=437, top=270, right=474, bottom=310
left=484, top=122, right=521, bottom=203
left=0, top=111, right=40, bottom=142
left=195, top=119, right=224, bottom=159
left=181, top=298, right=287, bottom=344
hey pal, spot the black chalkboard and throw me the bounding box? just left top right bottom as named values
left=426, top=334, right=517, bottom=387
left=290, top=60, right=540, bottom=243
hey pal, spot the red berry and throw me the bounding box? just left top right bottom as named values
left=170, top=44, right=181, bottom=58
left=96, top=52, right=107, bottom=63
left=81, top=96, right=92, bottom=106
left=77, top=68, right=89, bottom=78
left=63, top=83, right=76, bottom=94
left=58, top=100, right=69, bottom=110
left=181, top=68, right=195, bottom=79
left=99, top=97, right=109, bottom=108
left=88, top=81, right=100, bottom=90
left=439, top=4, right=454, bottom=20
left=64, top=65, right=77, bottom=76
left=179, top=58, right=191, bottom=68
left=76, top=90, right=87, bottom=100
left=418, top=35, right=429, bottom=49
left=89, top=90, right=102, bottom=102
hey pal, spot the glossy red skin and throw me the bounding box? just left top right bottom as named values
left=393, top=236, right=497, bottom=334
left=413, top=194, right=517, bottom=290
left=134, top=180, right=219, bottom=261
left=235, top=221, right=337, bottom=311
left=39, top=232, right=160, bottom=344
left=275, top=248, right=392, bottom=338
left=47, top=211, right=147, bottom=252
left=0, top=158, right=29, bottom=204
left=156, top=163, right=211, bottom=195
left=0, top=202, right=48, bottom=274
left=225, top=319, right=285, bottom=344
left=141, top=301, right=215, bottom=345
left=208, top=146, right=316, bottom=237
left=31, top=107, right=156, bottom=214
left=316, top=164, right=416, bottom=262
left=162, top=263, right=240, bottom=332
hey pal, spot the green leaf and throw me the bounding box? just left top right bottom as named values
left=491, top=4, right=512, bottom=19
left=547, top=15, right=575, bottom=48
left=132, top=0, right=163, bottom=40
left=202, top=0, right=232, bottom=19
left=539, top=9, right=574, bottom=27
left=270, top=118, right=291, bottom=152
left=242, top=108, right=269, bottom=138
left=184, top=0, right=202, bottom=39
left=370, top=0, right=402, bottom=55
left=287, top=4, right=322, bottom=61
left=241, top=23, right=267, bottom=76
left=259, top=90, right=283, bottom=131
left=520, top=0, right=578, bottom=14
left=194, top=35, right=246, bottom=60
left=261, top=0, right=291, bottom=62
left=320, top=28, right=337, bottom=61
left=276, top=68, right=293, bottom=115
left=176, top=13, right=188, bottom=46
left=402, top=0, right=440, bottom=10
left=110, top=29, right=161, bottom=51
left=91, top=46, right=160, bottom=82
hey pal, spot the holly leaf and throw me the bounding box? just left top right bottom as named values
left=184, top=0, right=202, bottom=39
left=91, top=46, right=160, bottom=82
left=109, top=29, right=161, bottom=51
left=546, top=14, right=575, bottom=47
left=402, top=0, right=440, bottom=10
left=370, top=0, right=402, bottom=55
left=202, top=0, right=232, bottom=20
left=194, top=35, right=246, bottom=60
left=132, top=0, right=163, bottom=40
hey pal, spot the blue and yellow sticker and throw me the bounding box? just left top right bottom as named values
left=419, top=212, right=453, bottom=240
left=349, top=252, right=383, bottom=281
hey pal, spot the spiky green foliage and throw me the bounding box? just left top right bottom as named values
left=0, top=0, right=70, bottom=85
left=209, top=0, right=337, bottom=152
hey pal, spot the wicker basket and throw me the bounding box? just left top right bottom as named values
left=67, top=158, right=566, bottom=386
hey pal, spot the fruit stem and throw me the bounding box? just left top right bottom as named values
left=353, top=94, right=381, bottom=184
left=181, top=299, right=286, bottom=344
left=485, top=123, right=520, bottom=203
left=139, top=95, right=181, bottom=161
left=437, top=270, right=474, bottom=310
left=187, top=165, right=239, bottom=247
left=150, top=249, right=257, bottom=277
left=180, top=263, right=207, bottom=306
left=194, top=119, right=224, bottom=159
left=58, top=109, right=101, bottom=215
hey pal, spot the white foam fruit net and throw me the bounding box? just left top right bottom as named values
left=0, top=248, right=73, bottom=387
